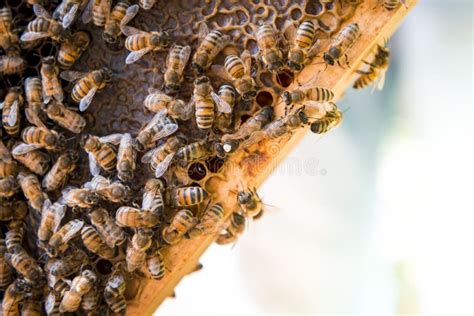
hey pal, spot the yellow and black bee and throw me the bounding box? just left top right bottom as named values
left=323, top=23, right=360, bottom=67
left=192, top=23, right=229, bottom=74
left=284, top=20, right=320, bottom=72
left=353, top=43, right=390, bottom=91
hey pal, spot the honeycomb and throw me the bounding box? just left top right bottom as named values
left=1, top=0, right=361, bottom=313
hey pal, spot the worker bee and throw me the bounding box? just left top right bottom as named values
left=188, top=203, right=225, bottom=238
left=191, top=76, right=232, bottom=130
left=5, top=220, right=24, bottom=253
left=170, top=186, right=209, bottom=207
left=84, top=175, right=130, bottom=203
left=353, top=43, right=390, bottom=91
left=0, top=239, right=13, bottom=289
left=192, top=23, right=229, bottom=74
left=81, top=224, right=116, bottom=259
left=0, top=7, right=19, bottom=50
left=17, top=171, right=47, bottom=212
left=89, top=207, right=126, bottom=248
left=115, top=133, right=137, bottom=182
left=0, top=46, right=26, bottom=76
left=44, top=101, right=87, bottom=134
left=40, top=56, right=64, bottom=104
left=282, top=76, right=335, bottom=110
left=21, top=4, right=68, bottom=43
left=24, top=77, right=47, bottom=129
left=60, top=269, right=97, bottom=313
left=11, top=143, right=50, bottom=176
left=378, top=0, right=407, bottom=10
left=215, top=84, right=236, bottom=133
left=162, top=209, right=198, bottom=245
left=19, top=126, right=65, bottom=153
left=122, top=25, right=170, bottom=64
left=164, top=44, right=192, bottom=94
left=57, top=30, right=91, bottom=69
left=126, top=228, right=153, bottom=271
left=81, top=285, right=101, bottom=313
left=82, top=134, right=118, bottom=176
left=82, top=0, right=111, bottom=27
left=283, top=20, right=320, bottom=72
left=237, top=187, right=263, bottom=218
left=175, top=139, right=214, bottom=162
left=139, top=0, right=157, bottom=10
left=212, top=50, right=257, bottom=100
left=1, top=87, right=23, bottom=136
left=103, top=1, right=139, bottom=44
left=53, top=0, right=87, bottom=28
left=115, top=206, right=160, bottom=228
left=5, top=250, right=44, bottom=283
left=255, top=24, right=284, bottom=72
left=42, top=151, right=78, bottom=191
left=141, top=178, right=165, bottom=216
left=21, top=284, right=43, bottom=316
left=0, top=176, right=18, bottom=198
left=142, top=136, right=184, bottom=178
left=38, top=198, right=67, bottom=244
left=136, top=109, right=179, bottom=151
left=310, top=106, right=343, bottom=134
left=2, top=278, right=30, bottom=316
left=143, top=89, right=194, bottom=121
left=48, top=219, right=84, bottom=256
left=104, top=271, right=127, bottom=314
left=323, top=23, right=360, bottom=67
left=48, top=249, right=88, bottom=277
left=0, top=140, right=18, bottom=178
left=61, top=67, right=112, bottom=111
left=221, top=105, right=273, bottom=153
left=146, top=243, right=165, bottom=280
left=216, top=212, right=246, bottom=245
left=0, top=200, right=27, bottom=222
left=62, top=186, right=98, bottom=208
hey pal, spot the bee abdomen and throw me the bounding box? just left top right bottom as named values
left=195, top=101, right=214, bottom=129
left=27, top=17, right=49, bottom=33
left=71, top=79, right=92, bottom=102
left=224, top=55, right=244, bottom=79
left=384, top=0, right=401, bottom=10
left=173, top=187, right=208, bottom=206
left=147, top=251, right=165, bottom=279
left=296, top=21, right=316, bottom=48
left=125, top=34, right=147, bottom=51
left=353, top=71, right=378, bottom=89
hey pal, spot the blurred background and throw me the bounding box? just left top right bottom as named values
left=158, top=0, right=473, bottom=314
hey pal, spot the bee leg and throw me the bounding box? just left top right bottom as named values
left=344, top=54, right=351, bottom=69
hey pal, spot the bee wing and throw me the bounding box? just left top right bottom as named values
left=122, top=26, right=144, bottom=37
left=33, top=4, right=52, bottom=19
left=180, top=100, right=195, bottom=121
left=61, top=220, right=85, bottom=242
left=62, top=4, right=79, bottom=29
left=81, top=0, right=93, bottom=24
left=52, top=203, right=67, bottom=233
left=145, top=109, right=168, bottom=129
left=241, top=131, right=266, bottom=147
left=99, top=133, right=123, bottom=145
left=141, top=148, right=157, bottom=164
left=79, top=86, right=98, bottom=112
left=241, top=49, right=253, bottom=76
left=307, top=39, right=321, bottom=60
left=125, top=47, right=152, bottom=64
left=299, top=76, right=320, bottom=90
left=198, top=23, right=209, bottom=40
left=52, top=1, right=65, bottom=20
left=304, top=101, right=328, bottom=118
left=151, top=122, right=178, bottom=142
left=373, top=71, right=386, bottom=92
left=88, top=153, right=100, bottom=177
left=176, top=45, right=192, bottom=74
left=283, top=20, right=297, bottom=43
left=25, top=107, right=47, bottom=129
left=60, top=71, right=87, bottom=82
left=120, top=4, right=139, bottom=28
left=0, top=101, right=4, bottom=109
left=0, top=140, right=12, bottom=161
left=210, top=65, right=233, bottom=84
left=20, top=32, right=50, bottom=41
left=12, top=143, right=41, bottom=155
left=154, top=153, right=175, bottom=178
left=7, top=100, right=18, bottom=126
left=211, top=91, right=232, bottom=114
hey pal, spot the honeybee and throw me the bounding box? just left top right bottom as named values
left=24, top=77, right=47, bottom=129
left=378, top=0, right=407, bottom=10
left=0, top=239, right=13, bottom=289
left=212, top=50, right=257, bottom=100
left=53, top=0, right=88, bottom=28
left=44, top=101, right=86, bottom=134
left=191, top=76, right=232, bottom=130
left=103, top=1, right=139, bottom=43
left=84, top=175, right=130, bottom=203
left=104, top=272, right=127, bottom=314
left=45, top=291, right=62, bottom=316
left=5, top=220, right=24, bottom=253
left=1, top=87, right=23, bottom=136
left=82, top=134, right=118, bottom=176
left=144, top=89, right=194, bottom=121
left=215, top=84, right=236, bottom=133
left=175, top=139, right=214, bottom=162
left=139, top=0, right=157, bottom=10
left=81, top=285, right=101, bottom=312
left=48, top=249, right=87, bottom=277
left=126, top=228, right=153, bottom=272
left=146, top=242, right=165, bottom=279
left=0, top=176, right=18, bottom=198
left=0, top=7, right=19, bottom=50
left=323, top=23, right=360, bottom=67
left=61, top=67, right=112, bottom=111
left=11, top=143, right=50, bottom=176
left=141, top=178, right=165, bottom=216
left=60, top=269, right=97, bottom=312
left=48, top=219, right=84, bottom=256
left=38, top=198, right=67, bottom=244
left=5, top=250, right=44, bottom=283
left=57, top=31, right=91, bottom=69
left=19, top=126, right=64, bottom=153
left=310, top=106, right=343, bottom=134
left=21, top=4, right=68, bottom=43
left=0, top=46, right=26, bottom=76
left=283, top=20, right=320, bottom=72
left=353, top=43, right=390, bottom=91
left=40, top=56, right=64, bottom=104
left=142, top=136, right=184, bottom=178
left=0, top=200, right=27, bottom=222
left=21, top=285, right=43, bottom=316
left=81, top=224, right=116, bottom=259
left=82, top=0, right=111, bottom=27
left=170, top=186, right=209, bottom=207
left=255, top=24, right=284, bottom=72
left=221, top=105, right=273, bottom=153
left=115, top=133, right=137, bottom=182
left=241, top=109, right=308, bottom=147
left=192, top=23, right=229, bottom=74
left=122, top=25, right=170, bottom=64
left=115, top=206, right=160, bottom=228
left=162, top=209, right=198, bottom=245
left=89, top=207, right=126, bottom=248
left=2, top=279, right=30, bottom=316
left=62, top=186, right=98, bottom=208
left=282, top=77, right=335, bottom=109
left=216, top=212, right=246, bottom=245
left=188, top=203, right=225, bottom=238
left=0, top=140, right=18, bottom=178
left=136, top=109, right=179, bottom=151
left=163, top=44, right=192, bottom=94
left=17, top=171, right=47, bottom=212
left=237, top=187, right=263, bottom=218
left=42, top=151, right=78, bottom=191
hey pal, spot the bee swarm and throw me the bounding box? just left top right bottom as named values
left=0, top=0, right=416, bottom=315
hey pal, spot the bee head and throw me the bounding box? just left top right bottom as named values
left=310, top=121, right=321, bottom=134
left=282, top=91, right=292, bottom=105
left=164, top=83, right=180, bottom=95
left=287, top=60, right=303, bottom=72
left=195, top=76, right=209, bottom=85
left=191, top=55, right=207, bottom=74
left=324, top=48, right=339, bottom=66
left=297, top=109, right=309, bottom=125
